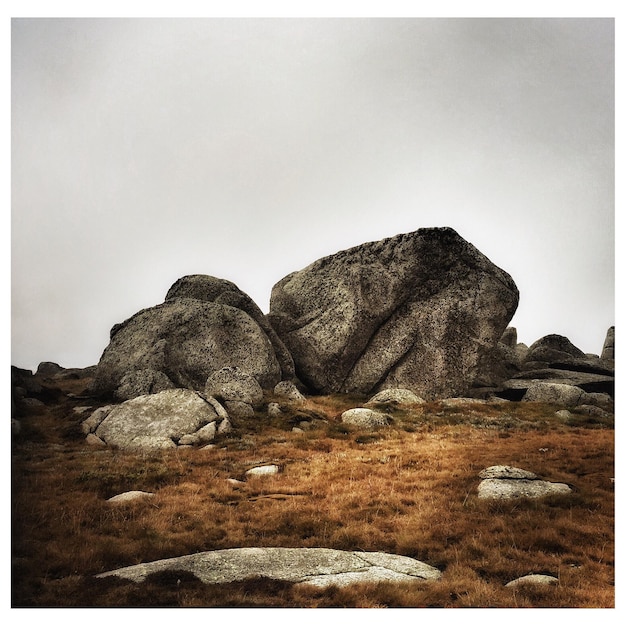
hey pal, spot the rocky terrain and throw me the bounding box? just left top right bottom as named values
left=11, top=227, right=614, bottom=607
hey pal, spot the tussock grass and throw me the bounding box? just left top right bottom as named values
left=11, top=379, right=614, bottom=607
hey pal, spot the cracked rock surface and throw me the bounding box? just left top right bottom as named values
left=96, top=547, right=442, bottom=587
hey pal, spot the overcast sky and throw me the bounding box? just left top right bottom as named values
left=11, top=17, right=615, bottom=371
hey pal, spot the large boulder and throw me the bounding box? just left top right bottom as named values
left=165, top=275, right=295, bottom=380
left=94, top=389, right=220, bottom=450
left=268, top=227, right=518, bottom=399
left=92, top=297, right=281, bottom=398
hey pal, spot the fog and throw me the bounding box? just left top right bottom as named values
left=11, top=17, right=614, bottom=371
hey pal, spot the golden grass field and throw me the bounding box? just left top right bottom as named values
left=11, top=376, right=614, bottom=608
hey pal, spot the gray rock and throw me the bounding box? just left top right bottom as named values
left=273, top=381, right=306, bottom=403
left=217, top=418, right=233, bottom=434
left=505, top=574, right=559, bottom=588
left=114, top=369, right=176, bottom=401
left=366, top=388, right=425, bottom=405
left=525, top=334, right=586, bottom=363
left=500, top=327, right=518, bottom=348
left=92, top=298, right=281, bottom=398
left=85, top=433, right=107, bottom=447
left=97, top=547, right=441, bottom=587
left=341, top=408, right=389, bottom=428
left=246, top=465, right=280, bottom=477
left=203, top=395, right=229, bottom=420
left=36, top=361, right=64, bottom=376
left=555, top=409, right=573, bottom=421
left=165, top=274, right=295, bottom=380
left=205, top=367, right=264, bottom=406
left=224, top=401, right=255, bottom=419
left=267, top=402, right=283, bottom=418
left=522, top=382, right=584, bottom=407
left=477, top=478, right=571, bottom=500
left=81, top=405, right=114, bottom=435
left=600, top=326, right=614, bottom=361
left=178, top=421, right=217, bottom=445
left=11, top=418, right=21, bottom=436
left=268, top=227, right=518, bottom=399
left=575, top=405, right=612, bottom=419
left=500, top=370, right=614, bottom=400
left=478, top=466, right=538, bottom=480
left=107, top=491, right=155, bottom=504
left=95, top=389, right=218, bottom=450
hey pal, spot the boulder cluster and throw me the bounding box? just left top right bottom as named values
left=11, top=227, right=614, bottom=449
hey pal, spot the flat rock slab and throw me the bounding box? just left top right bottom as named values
left=478, top=478, right=571, bottom=499
left=96, top=547, right=441, bottom=587
left=505, top=574, right=559, bottom=587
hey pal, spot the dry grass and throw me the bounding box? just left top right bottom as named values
left=11, top=378, right=614, bottom=608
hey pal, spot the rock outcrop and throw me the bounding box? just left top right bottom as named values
left=97, top=547, right=442, bottom=588
left=268, top=228, right=518, bottom=399
left=495, top=331, right=615, bottom=401
left=91, top=295, right=281, bottom=399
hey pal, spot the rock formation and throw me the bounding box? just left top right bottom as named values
left=96, top=547, right=442, bottom=588
left=268, top=227, right=519, bottom=399
left=494, top=331, right=615, bottom=401
left=91, top=294, right=282, bottom=399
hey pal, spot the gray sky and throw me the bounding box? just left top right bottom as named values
left=11, top=17, right=615, bottom=370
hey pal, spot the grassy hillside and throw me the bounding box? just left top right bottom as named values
left=11, top=377, right=614, bottom=608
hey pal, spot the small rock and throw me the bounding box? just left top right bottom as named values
left=246, top=465, right=280, bottom=477
left=341, top=408, right=389, bottom=428
left=267, top=402, right=283, bottom=418
left=555, top=409, right=573, bottom=421
left=505, top=574, right=559, bottom=588
left=218, top=417, right=233, bottom=434
left=85, top=433, right=107, bottom=447
left=478, top=479, right=571, bottom=500
left=81, top=405, right=114, bottom=435
left=224, top=401, right=255, bottom=419
left=274, top=381, right=306, bottom=403
left=366, top=388, right=426, bottom=405
left=107, top=491, right=155, bottom=504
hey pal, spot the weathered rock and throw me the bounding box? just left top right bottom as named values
left=165, top=274, right=295, bottom=380
left=273, top=381, right=306, bottom=403
left=85, top=433, right=107, bottom=447
left=36, top=361, right=64, bottom=377
left=522, top=382, right=584, bottom=407
left=11, top=418, right=21, bottom=436
left=81, top=405, right=114, bottom=435
left=341, top=408, right=389, bottom=428
left=500, top=327, right=518, bottom=348
left=268, top=227, right=518, bottom=399
left=505, top=574, right=559, bottom=588
left=178, top=422, right=217, bottom=446
left=217, top=418, right=233, bottom=434
left=525, top=334, right=586, bottom=363
left=267, top=402, right=283, bottom=418
left=97, top=547, right=441, bottom=587
left=366, top=388, right=425, bottom=405
left=107, top=491, right=155, bottom=504
left=499, top=369, right=614, bottom=400
left=92, top=298, right=281, bottom=399
left=205, top=367, right=263, bottom=407
left=224, top=401, right=255, bottom=419
left=478, top=478, right=571, bottom=500
left=601, top=326, right=614, bottom=361
left=95, top=389, right=218, bottom=450
left=114, top=369, right=176, bottom=402
left=478, top=466, right=538, bottom=480
left=575, top=405, right=613, bottom=419
left=246, top=465, right=280, bottom=477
